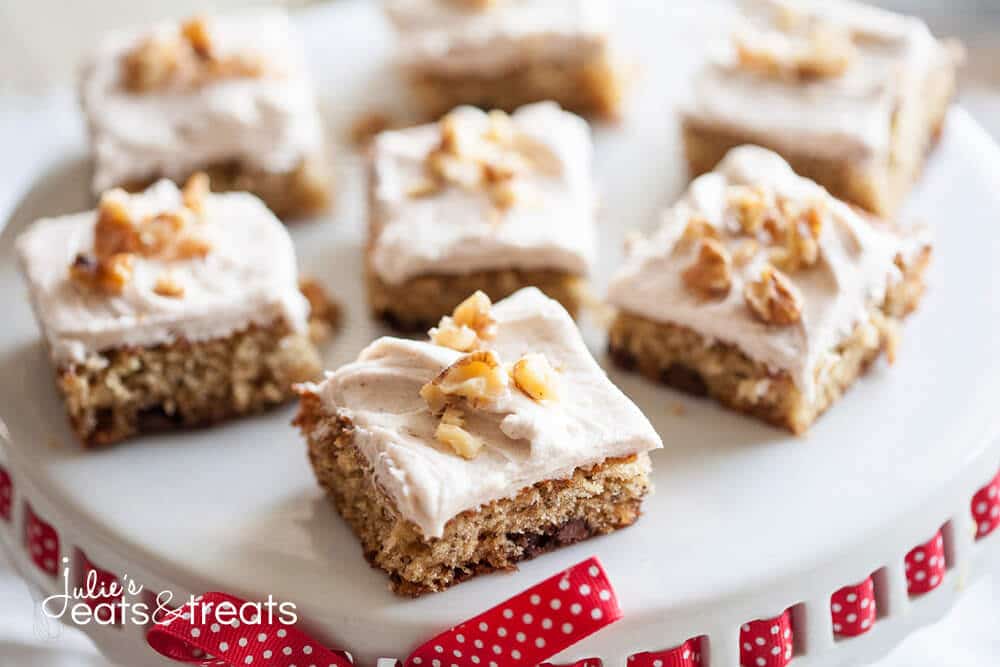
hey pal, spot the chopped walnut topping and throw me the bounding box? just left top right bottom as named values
left=121, top=15, right=266, bottom=93
left=70, top=253, right=134, bottom=295
left=153, top=273, right=185, bottom=298
left=121, top=35, right=181, bottom=93
left=682, top=238, right=733, bottom=299
left=180, top=16, right=213, bottom=59
left=70, top=178, right=213, bottom=294
left=735, top=23, right=856, bottom=81
left=680, top=216, right=720, bottom=248
left=744, top=266, right=803, bottom=325
left=435, top=407, right=485, bottom=459
left=451, top=291, right=497, bottom=339
left=429, top=291, right=497, bottom=352
left=418, top=109, right=555, bottom=212
left=767, top=198, right=825, bottom=272
left=727, top=185, right=770, bottom=234
left=182, top=172, right=210, bottom=214
left=420, top=350, right=509, bottom=414
left=511, top=353, right=560, bottom=402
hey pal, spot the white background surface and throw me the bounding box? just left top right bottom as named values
left=0, top=1, right=998, bottom=665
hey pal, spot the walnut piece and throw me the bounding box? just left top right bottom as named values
left=744, top=265, right=803, bottom=325
left=429, top=291, right=497, bottom=351
left=434, top=407, right=484, bottom=459
left=727, top=185, right=770, bottom=235
left=767, top=198, right=824, bottom=272
left=70, top=253, right=134, bottom=295
left=680, top=216, right=720, bottom=248
left=511, top=353, right=560, bottom=402
left=153, top=274, right=185, bottom=298
left=121, top=15, right=265, bottom=93
left=682, top=238, right=733, bottom=299
left=420, top=350, right=509, bottom=414
left=419, top=109, right=554, bottom=212
left=70, top=174, right=213, bottom=295
left=735, top=23, right=856, bottom=81
left=299, top=278, right=342, bottom=343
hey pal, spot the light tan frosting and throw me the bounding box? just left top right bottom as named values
left=683, top=0, right=953, bottom=161
left=385, top=0, right=611, bottom=76
left=81, top=9, right=323, bottom=194
left=607, top=146, right=924, bottom=399
left=369, top=102, right=596, bottom=285
left=16, top=181, right=309, bottom=366
left=302, top=287, right=661, bottom=538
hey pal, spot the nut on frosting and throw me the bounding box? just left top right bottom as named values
left=121, top=15, right=265, bottom=93
left=69, top=173, right=213, bottom=296
left=429, top=290, right=497, bottom=351
left=415, top=108, right=558, bottom=213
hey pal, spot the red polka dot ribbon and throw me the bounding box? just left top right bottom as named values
left=23, top=503, right=59, bottom=577
left=972, top=470, right=1000, bottom=539
left=628, top=637, right=703, bottom=666
left=905, top=531, right=945, bottom=595
left=0, top=464, right=12, bottom=522
left=830, top=578, right=876, bottom=637
left=740, top=610, right=793, bottom=667
left=147, top=591, right=354, bottom=667
left=403, top=557, right=621, bottom=667
left=147, top=557, right=621, bottom=667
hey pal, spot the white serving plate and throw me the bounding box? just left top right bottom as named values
left=1, top=2, right=999, bottom=666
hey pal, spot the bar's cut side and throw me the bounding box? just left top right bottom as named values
left=294, top=288, right=661, bottom=595
left=681, top=0, right=961, bottom=218
left=366, top=103, right=596, bottom=330
left=607, top=145, right=933, bottom=434
left=387, top=0, right=626, bottom=120
left=296, top=400, right=650, bottom=596
left=16, top=177, right=326, bottom=447
left=80, top=10, right=331, bottom=219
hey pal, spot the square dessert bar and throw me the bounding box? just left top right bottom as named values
left=386, top=0, right=626, bottom=120
left=367, top=102, right=596, bottom=330
left=80, top=9, right=331, bottom=220
left=607, top=146, right=932, bottom=434
left=295, top=287, right=661, bottom=595
left=16, top=176, right=325, bottom=447
left=681, top=0, right=961, bottom=218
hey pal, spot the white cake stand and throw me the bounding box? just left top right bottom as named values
left=1, top=2, right=999, bottom=666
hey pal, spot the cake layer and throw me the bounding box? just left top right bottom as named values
left=368, top=103, right=596, bottom=285
left=607, top=146, right=929, bottom=401
left=297, top=287, right=661, bottom=538
left=300, top=402, right=650, bottom=595
left=63, top=319, right=320, bottom=447
left=386, top=0, right=611, bottom=77
left=16, top=181, right=309, bottom=365
left=81, top=9, right=323, bottom=193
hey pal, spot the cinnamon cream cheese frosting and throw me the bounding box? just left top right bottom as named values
left=16, top=181, right=309, bottom=366
left=683, top=0, right=956, bottom=162
left=369, top=102, right=596, bottom=285
left=81, top=9, right=323, bottom=194
left=385, top=0, right=611, bottom=76
left=300, top=287, right=661, bottom=538
left=607, top=146, right=927, bottom=400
